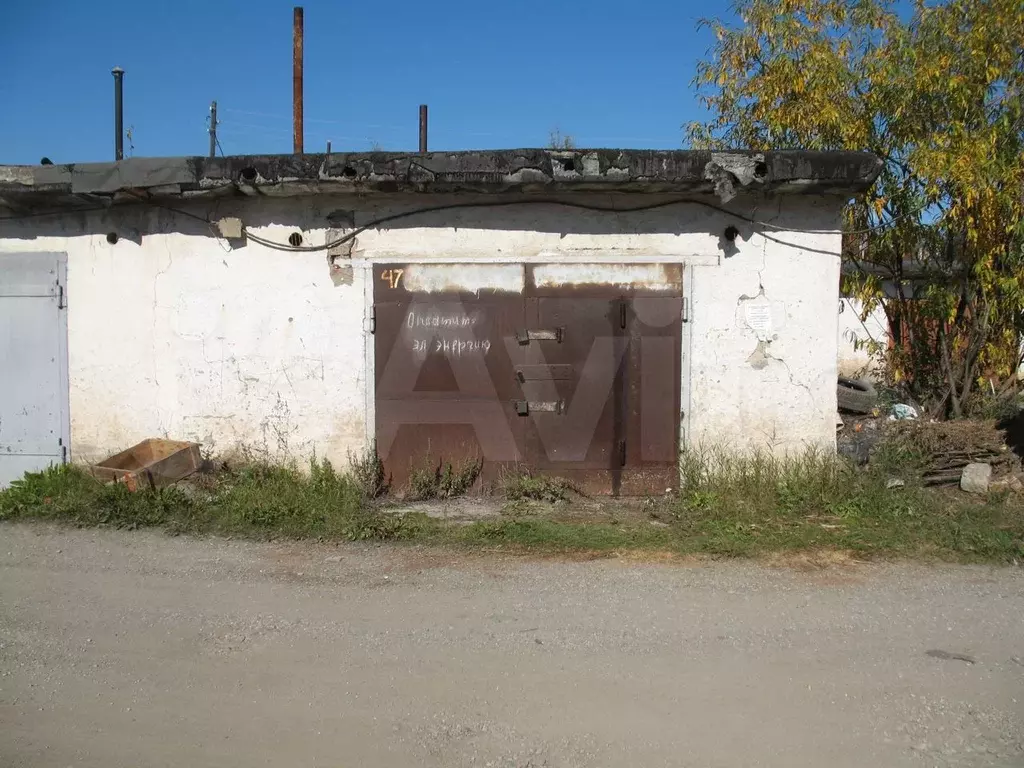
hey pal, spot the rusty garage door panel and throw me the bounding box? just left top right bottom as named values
left=373, top=263, right=682, bottom=495
left=374, top=274, right=525, bottom=487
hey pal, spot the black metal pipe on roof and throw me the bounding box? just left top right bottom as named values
left=112, top=67, right=124, bottom=161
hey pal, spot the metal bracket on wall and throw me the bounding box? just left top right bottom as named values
left=515, top=327, right=564, bottom=345
left=514, top=400, right=565, bottom=416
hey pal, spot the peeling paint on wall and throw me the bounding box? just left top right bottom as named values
left=533, top=263, right=681, bottom=291
left=401, top=263, right=525, bottom=294
left=734, top=291, right=792, bottom=371
left=326, top=209, right=357, bottom=286
left=746, top=339, right=773, bottom=370
left=330, top=263, right=354, bottom=286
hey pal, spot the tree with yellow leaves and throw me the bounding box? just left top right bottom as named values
left=690, top=0, right=1024, bottom=418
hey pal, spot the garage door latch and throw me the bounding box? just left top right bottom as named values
left=514, top=327, right=564, bottom=345
left=515, top=400, right=565, bottom=416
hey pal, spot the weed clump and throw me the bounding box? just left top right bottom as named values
left=348, top=449, right=390, bottom=500
left=500, top=471, right=575, bottom=503
left=407, top=457, right=482, bottom=500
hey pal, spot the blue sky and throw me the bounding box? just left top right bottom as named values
left=0, top=0, right=727, bottom=164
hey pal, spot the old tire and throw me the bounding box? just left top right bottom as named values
left=837, top=377, right=877, bottom=414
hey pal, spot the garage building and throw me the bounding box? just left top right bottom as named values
left=0, top=149, right=881, bottom=492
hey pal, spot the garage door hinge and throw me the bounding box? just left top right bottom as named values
left=58, top=284, right=65, bottom=309
left=60, top=443, right=67, bottom=463
left=681, top=297, right=689, bottom=323
left=367, top=305, right=376, bottom=334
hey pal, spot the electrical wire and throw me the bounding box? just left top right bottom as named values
left=0, top=195, right=887, bottom=258
left=0, top=204, right=112, bottom=221
left=121, top=192, right=212, bottom=225
left=4, top=182, right=926, bottom=254
left=243, top=198, right=723, bottom=252
left=240, top=196, right=918, bottom=255
left=758, top=198, right=937, bottom=234
left=222, top=107, right=405, bottom=130
left=93, top=192, right=840, bottom=255
left=220, top=121, right=295, bottom=137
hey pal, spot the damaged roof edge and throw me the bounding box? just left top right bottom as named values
left=0, top=149, right=882, bottom=211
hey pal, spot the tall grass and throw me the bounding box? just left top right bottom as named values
left=673, top=445, right=1024, bottom=559
left=2, top=444, right=1022, bottom=562
left=0, top=460, right=427, bottom=542
left=679, top=446, right=846, bottom=515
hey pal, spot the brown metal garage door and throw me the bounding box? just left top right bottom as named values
left=374, top=264, right=682, bottom=495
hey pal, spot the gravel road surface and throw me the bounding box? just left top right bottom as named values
left=1, top=523, right=1022, bottom=767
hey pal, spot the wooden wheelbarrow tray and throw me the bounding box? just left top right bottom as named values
left=91, top=439, right=201, bottom=491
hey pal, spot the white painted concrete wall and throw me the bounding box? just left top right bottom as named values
left=0, top=192, right=845, bottom=465
left=685, top=200, right=843, bottom=454
left=838, top=297, right=889, bottom=380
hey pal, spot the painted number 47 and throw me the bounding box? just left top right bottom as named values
left=380, top=268, right=404, bottom=289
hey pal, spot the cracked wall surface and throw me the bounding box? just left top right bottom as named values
left=0, top=192, right=844, bottom=465
left=687, top=197, right=842, bottom=454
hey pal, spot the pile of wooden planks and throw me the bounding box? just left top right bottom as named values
left=921, top=449, right=1016, bottom=486
left=884, top=420, right=1020, bottom=487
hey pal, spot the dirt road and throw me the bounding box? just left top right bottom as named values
left=1, top=524, right=1022, bottom=767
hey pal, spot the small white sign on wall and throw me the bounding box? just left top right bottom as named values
left=736, top=294, right=787, bottom=342
left=743, top=303, right=773, bottom=336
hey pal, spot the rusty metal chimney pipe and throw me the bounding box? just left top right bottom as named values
left=112, top=67, right=124, bottom=161
left=293, top=7, right=304, bottom=154
left=419, top=104, right=428, bottom=153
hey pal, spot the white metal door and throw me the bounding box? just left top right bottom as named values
left=0, top=252, right=69, bottom=488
